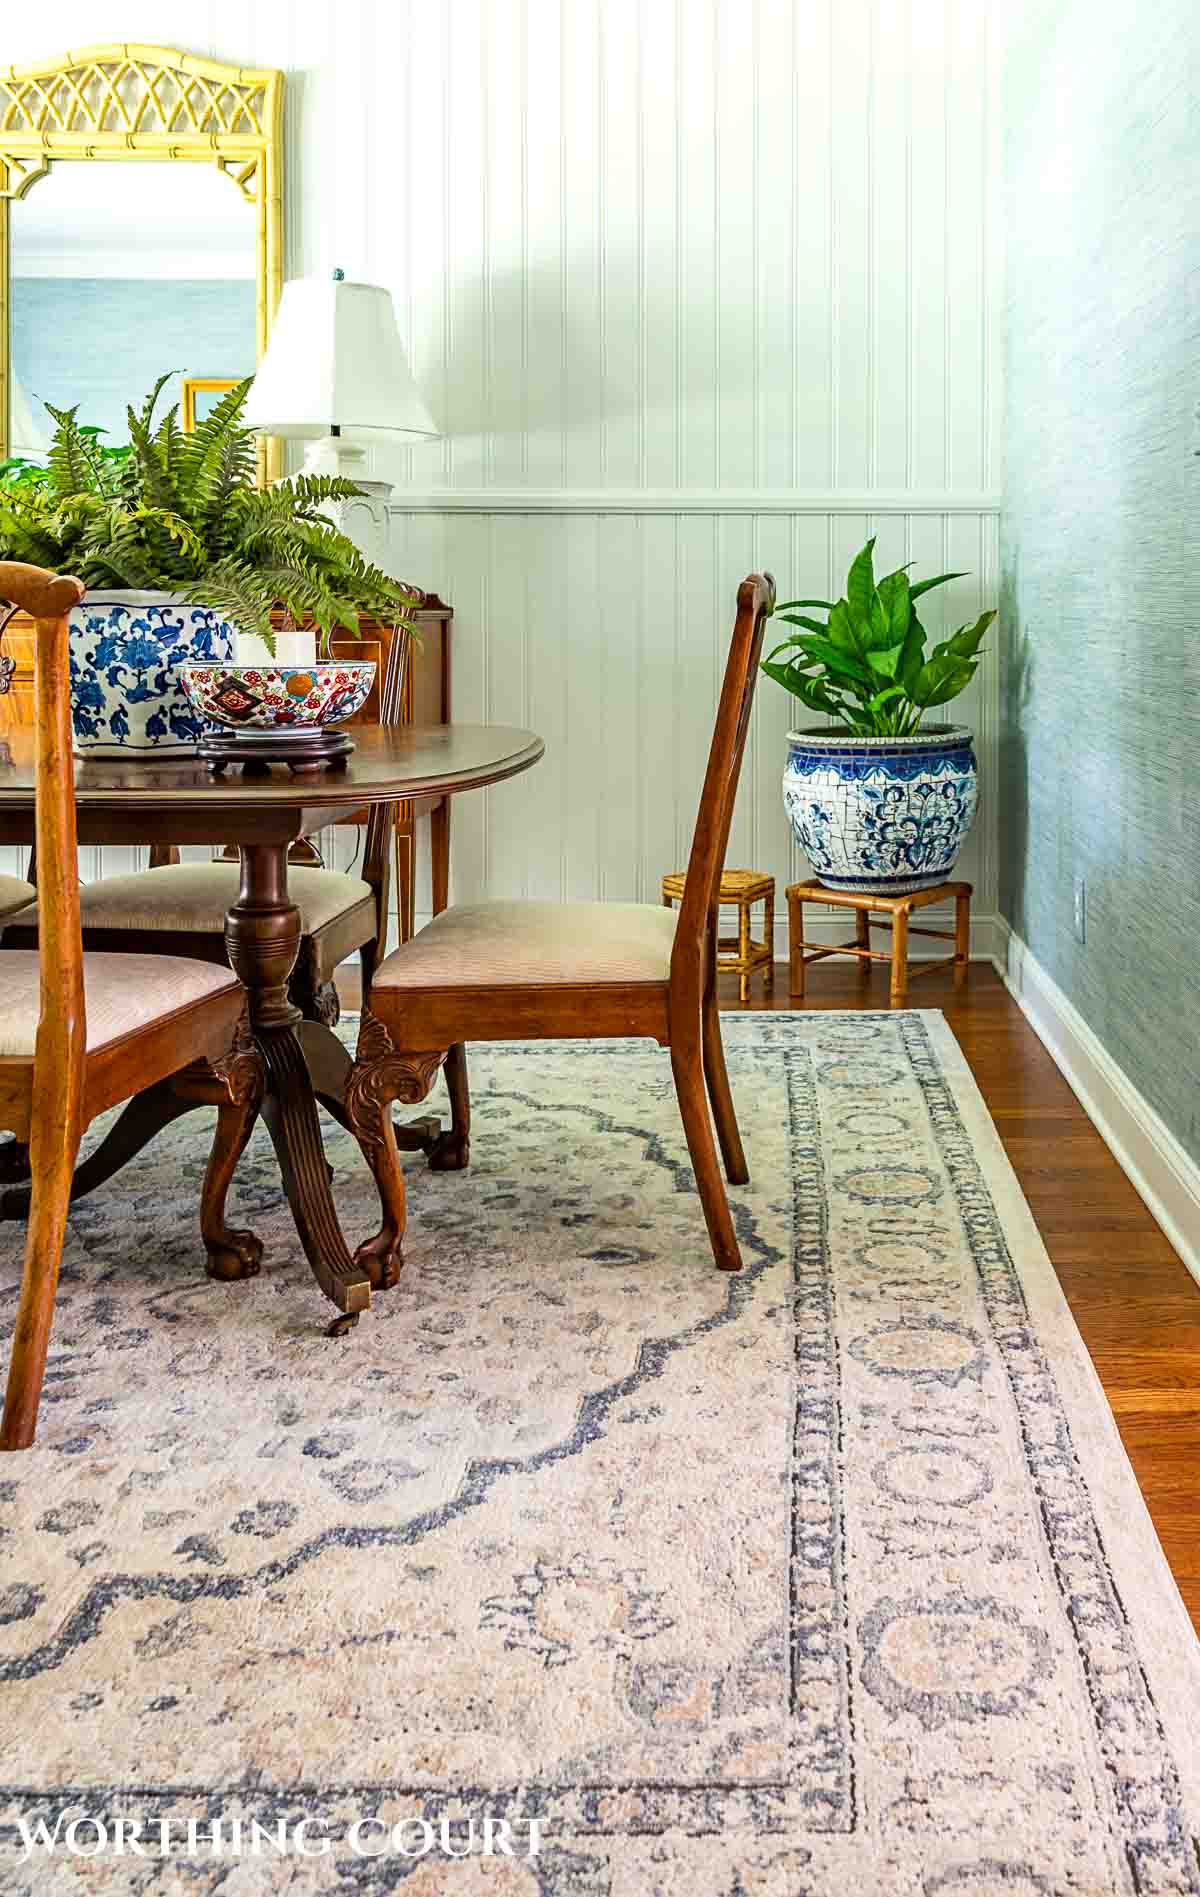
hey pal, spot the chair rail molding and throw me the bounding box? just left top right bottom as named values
left=390, top=489, right=1002, bottom=518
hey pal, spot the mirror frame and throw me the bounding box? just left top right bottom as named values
left=0, top=43, right=284, bottom=476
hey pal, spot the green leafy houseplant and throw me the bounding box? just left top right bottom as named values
left=761, top=537, right=995, bottom=737
left=0, top=375, right=418, bottom=654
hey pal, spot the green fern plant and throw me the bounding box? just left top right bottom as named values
left=1, top=423, right=132, bottom=492
left=0, top=376, right=419, bottom=655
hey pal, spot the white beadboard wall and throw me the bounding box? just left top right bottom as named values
left=2, top=0, right=1003, bottom=948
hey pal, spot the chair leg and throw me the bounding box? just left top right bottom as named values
left=430, top=797, right=451, bottom=915
left=344, top=1029, right=442, bottom=1287
left=670, top=1029, right=742, bottom=1272
left=343, top=1096, right=408, bottom=1291
left=955, top=888, right=971, bottom=989
left=201, top=1091, right=266, bottom=1283
left=855, top=905, right=872, bottom=982
left=359, top=939, right=378, bottom=1000
left=428, top=1042, right=471, bottom=1172
left=789, top=892, right=805, bottom=999
left=702, top=991, right=748, bottom=1185
left=890, top=903, right=911, bottom=1007
left=394, top=820, right=416, bottom=944
left=763, top=889, right=775, bottom=991
left=1, top=1127, right=80, bottom=1450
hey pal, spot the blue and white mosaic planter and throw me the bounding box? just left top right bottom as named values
left=783, top=725, right=978, bottom=896
left=69, top=591, right=236, bottom=758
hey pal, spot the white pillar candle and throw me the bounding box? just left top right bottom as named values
left=234, top=625, right=318, bottom=668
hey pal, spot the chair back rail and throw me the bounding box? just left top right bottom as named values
left=360, top=615, right=415, bottom=956
left=670, top=572, right=775, bottom=998
left=0, top=561, right=88, bottom=1141
left=0, top=561, right=86, bottom=1069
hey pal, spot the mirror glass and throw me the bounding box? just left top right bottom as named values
left=9, top=160, right=256, bottom=458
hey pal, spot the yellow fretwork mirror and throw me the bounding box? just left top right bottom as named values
left=0, top=44, right=283, bottom=478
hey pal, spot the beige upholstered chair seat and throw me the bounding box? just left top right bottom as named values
left=374, top=900, right=678, bottom=990
left=0, top=875, right=35, bottom=921
left=0, top=951, right=239, bottom=1058
left=14, top=863, right=376, bottom=937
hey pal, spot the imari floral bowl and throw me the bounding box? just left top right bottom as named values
left=181, top=660, right=376, bottom=732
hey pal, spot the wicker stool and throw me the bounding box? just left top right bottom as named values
left=662, top=868, right=775, bottom=1003
left=786, top=879, right=972, bottom=1007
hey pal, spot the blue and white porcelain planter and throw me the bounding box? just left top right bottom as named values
left=69, top=591, right=236, bottom=758
left=783, top=725, right=978, bottom=896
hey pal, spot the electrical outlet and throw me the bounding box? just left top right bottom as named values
left=1073, top=876, right=1087, bottom=945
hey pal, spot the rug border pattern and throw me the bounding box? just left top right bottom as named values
left=896, top=1010, right=1199, bottom=1895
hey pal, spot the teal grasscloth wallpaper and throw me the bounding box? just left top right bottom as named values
left=1001, top=0, right=1200, bottom=1164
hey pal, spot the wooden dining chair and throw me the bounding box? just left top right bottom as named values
left=4, top=606, right=416, bottom=1025
left=342, top=573, right=775, bottom=1274
left=0, top=561, right=246, bottom=1450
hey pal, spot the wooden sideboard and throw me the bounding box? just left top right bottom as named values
left=0, top=594, right=454, bottom=944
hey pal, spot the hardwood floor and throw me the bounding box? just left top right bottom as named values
left=339, top=956, right=1200, bottom=1628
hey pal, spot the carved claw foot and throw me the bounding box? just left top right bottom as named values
left=202, top=1011, right=267, bottom=1286
left=204, top=1231, right=265, bottom=1282
left=354, top=1230, right=405, bottom=1290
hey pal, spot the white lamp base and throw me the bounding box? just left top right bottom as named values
left=299, top=436, right=367, bottom=481
left=297, top=436, right=395, bottom=572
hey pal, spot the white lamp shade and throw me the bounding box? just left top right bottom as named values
left=243, top=276, right=439, bottom=440
left=10, top=370, right=49, bottom=457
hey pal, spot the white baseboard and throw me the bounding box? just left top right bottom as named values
left=995, top=920, right=1200, bottom=1288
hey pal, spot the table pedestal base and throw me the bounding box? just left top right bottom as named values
left=0, top=848, right=447, bottom=1324
left=216, top=843, right=408, bottom=1319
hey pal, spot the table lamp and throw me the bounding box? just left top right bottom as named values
left=241, top=270, right=438, bottom=663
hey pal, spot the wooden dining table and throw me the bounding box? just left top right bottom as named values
left=0, top=724, right=544, bottom=1329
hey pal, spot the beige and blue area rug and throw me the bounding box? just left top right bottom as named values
left=0, top=1011, right=1198, bottom=1894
